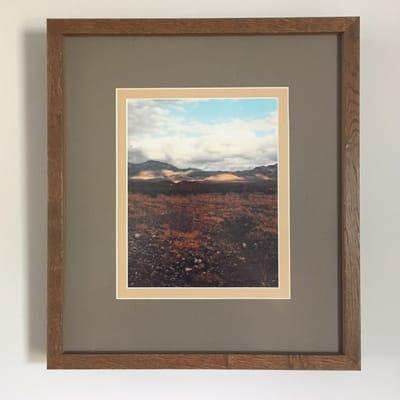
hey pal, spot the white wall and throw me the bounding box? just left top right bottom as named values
left=1, top=0, right=399, bottom=399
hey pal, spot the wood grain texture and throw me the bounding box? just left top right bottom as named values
left=47, top=27, right=64, bottom=367
left=49, top=353, right=228, bottom=369
left=47, top=17, right=360, bottom=370
left=47, top=353, right=360, bottom=370
left=47, top=17, right=358, bottom=35
left=227, top=354, right=359, bottom=370
left=341, top=18, right=361, bottom=369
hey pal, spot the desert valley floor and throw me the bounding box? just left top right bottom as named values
left=127, top=161, right=278, bottom=287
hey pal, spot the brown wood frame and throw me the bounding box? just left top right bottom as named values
left=47, top=17, right=360, bottom=370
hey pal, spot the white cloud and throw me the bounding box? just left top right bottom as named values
left=127, top=99, right=278, bottom=171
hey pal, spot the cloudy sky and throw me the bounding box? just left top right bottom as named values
left=127, top=97, right=278, bottom=171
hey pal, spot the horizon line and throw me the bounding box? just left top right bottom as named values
left=128, top=159, right=278, bottom=172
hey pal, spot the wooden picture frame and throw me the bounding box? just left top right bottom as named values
left=48, top=17, right=360, bottom=369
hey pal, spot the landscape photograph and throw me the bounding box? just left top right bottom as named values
left=127, top=96, right=279, bottom=288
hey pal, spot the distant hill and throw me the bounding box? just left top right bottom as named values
left=128, top=160, right=277, bottom=183
left=128, top=160, right=179, bottom=176
left=127, top=160, right=277, bottom=196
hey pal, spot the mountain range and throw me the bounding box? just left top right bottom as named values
left=128, top=160, right=277, bottom=184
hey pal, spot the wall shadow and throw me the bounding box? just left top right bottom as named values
left=24, top=30, right=47, bottom=362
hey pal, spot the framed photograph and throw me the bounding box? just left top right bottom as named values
left=48, top=17, right=360, bottom=369
left=116, top=87, right=290, bottom=299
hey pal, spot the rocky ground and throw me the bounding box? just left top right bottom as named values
left=128, top=192, right=278, bottom=287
